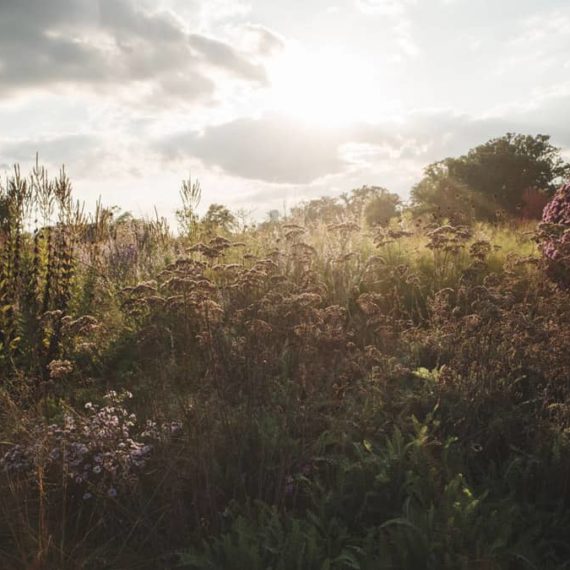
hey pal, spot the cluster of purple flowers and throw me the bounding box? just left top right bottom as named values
left=1, top=390, right=182, bottom=500
left=539, top=183, right=570, bottom=285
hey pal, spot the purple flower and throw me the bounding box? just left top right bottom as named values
left=1, top=390, right=182, bottom=498
left=539, top=183, right=570, bottom=286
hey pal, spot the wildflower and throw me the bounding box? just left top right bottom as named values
left=47, top=359, right=74, bottom=380
left=539, top=183, right=570, bottom=286
left=0, top=389, right=173, bottom=497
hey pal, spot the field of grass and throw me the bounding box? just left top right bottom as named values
left=1, top=166, right=570, bottom=569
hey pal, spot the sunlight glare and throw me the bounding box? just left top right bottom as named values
left=268, top=46, right=383, bottom=127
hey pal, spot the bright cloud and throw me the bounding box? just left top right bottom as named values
left=0, top=0, right=569, bottom=220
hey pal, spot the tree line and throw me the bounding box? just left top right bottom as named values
left=282, top=133, right=570, bottom=229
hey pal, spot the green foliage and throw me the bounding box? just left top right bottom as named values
left=0, top=162, right=82, bottom=379
left=179, top=504, right=357, bottom=570
left=202, top=203, right=237, bottom=234
left=412, top=133, right=570, bottom=222
left=291, top=196, right=345, bottom=225
left=181, top=419, right=570, bottom=569
left=290, top=186, right=401, bottom=228
left=1, top=165, right=570, bottom=569
left=410, top=162, right=478, bottom=224
left=0, top=162, right=173, bottom=388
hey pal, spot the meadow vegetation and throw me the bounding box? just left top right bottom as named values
left=1, top=146, right=570, bottom=569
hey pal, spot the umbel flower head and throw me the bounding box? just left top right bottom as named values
left=539, top=182, right=570, bottom=286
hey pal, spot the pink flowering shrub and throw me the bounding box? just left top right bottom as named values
left=538, top=183, right=570, bottom=286
left=1, top=390, right=179, bottom=500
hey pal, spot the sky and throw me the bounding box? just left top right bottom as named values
left=0, top=0, right=569, bottom=221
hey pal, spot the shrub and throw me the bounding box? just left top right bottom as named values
left=539, top=182, right=570, bottom=286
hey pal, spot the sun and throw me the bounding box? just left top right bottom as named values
left=267, top=45, right=383, bottom=127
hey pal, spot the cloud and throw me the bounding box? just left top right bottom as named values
left=169, top=0, right=252, bottom=27
left=241, top=24, right=285, bottom=57
left=152, top=112, right=483, bottom=185
left=156, top=116, right=350, bottom=184
left=356, top=0, right=416, bottom=15
left=0, top=0, right=268, bottom=103
left=2, top=0, right=569, bottom=216
left=505, top=88, right=570, bottom=147
left=0, top=133, right=100, bottom=163
left=497, top=6, right=570, bottom=81
left=354, top=0, right=419, bottom=59
left=3, top=104, right=568, bottom=219
left=0, top=132, right=142, bottom=180
left=153, top=99, right=570, bottom=189
left=188, top=34, right=266, bottom=82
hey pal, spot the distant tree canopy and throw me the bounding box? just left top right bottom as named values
left=202, top=203, right=237, bottom=233
left=267, top=209, right=281, bottom=223
left=362, top=188, right=400, bottom=227
left=291, top=196, right=344, bottom=225
left=342, top=186, right=400, bottom=226
left=291, top=186, right=400, bottom=227
left=411, top=133, right=570, bottom=222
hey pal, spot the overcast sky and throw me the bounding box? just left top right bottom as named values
left=1, top=0, right=569, bottom=220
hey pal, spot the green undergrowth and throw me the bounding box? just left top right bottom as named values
left=1, top=166, right=570, bottom=569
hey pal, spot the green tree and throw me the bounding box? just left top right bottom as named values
left=341, top=186, right=401, bottom=225
left=290, top=196, right=344, bottom=225
left=411, top=133, right=570, bottom=221
left=203, top=203, right=237, bottom=233
left=410, top=162, right=479, bottom=224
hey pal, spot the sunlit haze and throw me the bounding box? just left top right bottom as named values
left=1, top=0, right=569, bottom=220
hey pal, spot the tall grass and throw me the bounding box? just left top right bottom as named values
left=0, top=164, right=569, bottom=569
